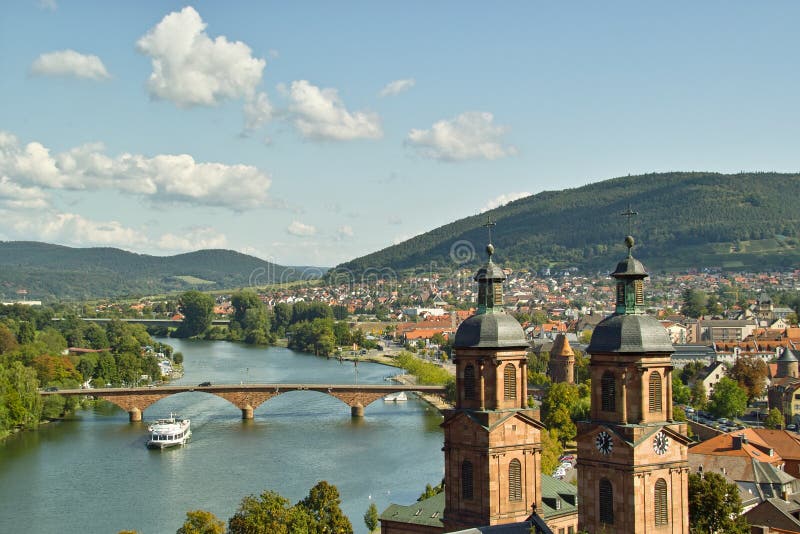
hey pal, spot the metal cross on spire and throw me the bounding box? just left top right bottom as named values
left=483, top=214, right=497, bottom=244
left=620, top=204, right=638, bottom=236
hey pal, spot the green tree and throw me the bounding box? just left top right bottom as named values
left=764, top=408, right=784, bottom=429
left=299, top=480, right=353, bottom=534
left=540, top=428, right=564, bottom=475
left=690, top=381, right=707, bottom=410
left=173, top=352, right=184, bottom=365
left=176, top=510, right=225, bottom=534
left=681, top=289, right=708, bottom=318
left=228, top=490, right=298, bottom=534
left=729, top=355, right=767, bottom=403
left=688, top=472, right=749, bottom=533
left=672, top=373, right=691, bottom=405
left=363, top=502, right=379, bottom=533
left=541, top=382, right=588, bottom=445
left=708, top=377, right=748, bottom=419
left=175, top=291, right=215, bottom=338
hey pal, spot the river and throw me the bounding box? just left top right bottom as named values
left=0, top=339, right=445, bottom=534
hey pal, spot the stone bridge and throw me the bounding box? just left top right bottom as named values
left=41, top=384, right=449, bottom=421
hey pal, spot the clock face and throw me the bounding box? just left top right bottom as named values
left=653, top=431, right=670, bottom=455
left=595, top=431, right=613, bottom=455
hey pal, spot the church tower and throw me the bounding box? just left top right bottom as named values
left=548, top=333, right=575, bottom=384
left=442, top=242, right=545, bottom=532
left=577, top=235, right=690, bottom=533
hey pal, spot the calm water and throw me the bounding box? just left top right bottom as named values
left=0, top=339, right=445, bottom=534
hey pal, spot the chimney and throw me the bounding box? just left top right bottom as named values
left=733, top=435, right=744, bottom=450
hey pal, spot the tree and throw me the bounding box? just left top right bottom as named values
left=299, top=480, right=353, bottom=534
left=176, top=510, right=225, bottom=534
left=690, top=381, right=707, bottom=410
left=363, top=502, right=379, bottom=533
left=541, top=382, right=586, bottom=445
left=672, top=373, right=691, bottom=405
left=729, top=355, right=767, bottom=403
left=540, top=428, right=564, bottom=475
left=764, top=408, right=784, bottom=429
left=228, top=490, right=297, bottom=534
left=681, top=289, right=708, bottom=318
left=175, top=291, right=215, bottom=338
left=688, top=472, right=749, bottom=533
left=0, top=324, right=19, bottom=354
left=708, top=377, right=748, bottom=419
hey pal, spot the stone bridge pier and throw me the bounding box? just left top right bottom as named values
left=212, top=390, right=280, bottom=419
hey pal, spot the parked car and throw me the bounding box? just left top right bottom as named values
left=198, top=381, right=212, bottom=387
left=45, top=386, right=58, bottom=392
left=788, top=424, right=797, bottom=431
left=559, top=454, right=575, bottom=463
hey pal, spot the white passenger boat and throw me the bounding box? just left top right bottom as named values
left=384, top=392, right=408, bottom=402
left=146, top=414, right=191, bottom=449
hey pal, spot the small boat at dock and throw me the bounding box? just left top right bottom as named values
left=146, top=414, right=191, bottom=449
left=384, top=392, right=408, bottom=402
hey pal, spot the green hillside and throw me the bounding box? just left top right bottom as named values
left=334, top=172, right=800, bottom=277
left=0, top=242, right=316, bottom=301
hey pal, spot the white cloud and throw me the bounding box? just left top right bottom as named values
left=0, top=177, right=49, bottom=209
left=379, top=78, right=415, bottom=97
left=287, top=220, right=317, bottom=237
left=337, top=225, right=354, bottom=239
left=37, top=0, right=57, bottom=11
left=243, top=91, right=273, bottom=132
left=157, top=226, right=228, bottom=251
left=406, top=111, right=517, bottom=162
left=10, top=212, right=147, bottom=247
left=0, top=131, right=272, bottom=210
left=287, top=80, right=382, bottom=141
left=30, top=49, right=110, bottom=80
left=480, top=192, right=531, bottom=213
left=136, top=6, right=265, bottom=107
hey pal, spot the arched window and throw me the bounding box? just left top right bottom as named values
left=601, top=371, right=616, bottom=412
left=599, top=478, right=614, bottom=525
left=462, top=460, right=474, bottom=500
left=464, top=364, right=476, bottom=400
left=509, top=459, right=522, bottom=501
left=654, top=478, right=668, bottom=526
left=649, top=371, right=663, bottom=413
left=504, top=364, right=517, bottom=400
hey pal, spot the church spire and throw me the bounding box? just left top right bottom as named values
left=475, top=217, right=505, bottom=314
left=611, top=235, right=648, bottom=315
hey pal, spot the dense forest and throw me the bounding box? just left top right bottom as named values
left=0, top=242, right=317, bottom=301
left=0, top=303, right=177, bottom=439
left=334, top=172, right=800, bottom=277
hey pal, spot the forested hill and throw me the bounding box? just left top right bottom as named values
left=335, top=172, right=800, bottom=277
left=0, top=242, right=316, bottom=301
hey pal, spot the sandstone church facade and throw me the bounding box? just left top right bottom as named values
left=381, top=235, right=689, bottom=534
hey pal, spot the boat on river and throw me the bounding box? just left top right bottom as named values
left=146, top=414, right=191, bottom=449
left=384, top=392, right=408, bottom=402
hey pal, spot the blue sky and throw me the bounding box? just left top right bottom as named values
left=1, top=1, right=798, bottom=266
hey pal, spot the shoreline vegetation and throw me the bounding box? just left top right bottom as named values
left=0, top=293, right=457, bottom=442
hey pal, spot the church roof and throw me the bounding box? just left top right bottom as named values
left=454, top=311, right=528, bottom=349
left=539, top=474, right=578, bottom=520
left=587, top=314, right=675, bottom=354
left=611, top=254, right=647, bottom=277
left=379, top=492, right=444, bottom=528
